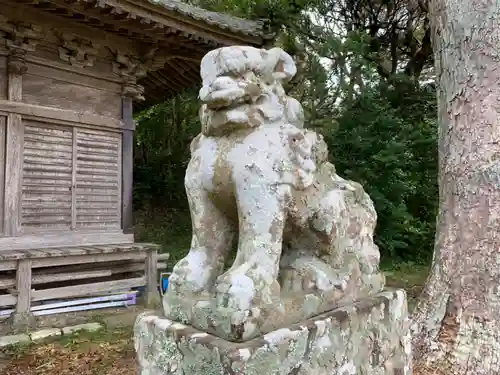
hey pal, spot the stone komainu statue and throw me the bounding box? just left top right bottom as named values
left=163, top=46, right=385, bottom=342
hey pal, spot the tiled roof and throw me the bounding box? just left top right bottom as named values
left=148, top=0, right=272, bottom=38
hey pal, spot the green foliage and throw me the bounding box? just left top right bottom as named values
left=133, top=84, right=438, bottom=263
left=133, top=90, right=199, bottom=209
left=133, top=0, right=438, bottom=264
left=135, top=208, right=192, bottom=264
left=326, top=81, right=438, bottom=262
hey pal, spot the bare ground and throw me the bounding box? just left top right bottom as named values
left=1, top=327, right=136, bottom=375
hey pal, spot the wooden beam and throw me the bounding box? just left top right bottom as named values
left=149, top=71, right=184, bottom=93
left=0, top=293, right=16, bottom=307
left=140, top=74, right=176, bottom=99
left=0, top=278, right=14, bottom=289
left=0, top=243, right=159, bottom=260
left=0, top=260, right=17, bottom=271
left=0, top=261, right=167, bottom=290
left=46, top=0, right=172, bottom=43
left=168, top=59, right=200, bottom=82
left=0, top=0, right=140, bottom=55
left=1, top=270, right=109, bottom=289
left=170, top=55, right=204, bottom=64
left=31, top=251, right=145, bottom=268
left=157, top=253, right=169, bottom=261
left=31, top=276, right=146, bottom=301
left=158, top=63, right=192, bottom=89
left=35, top=269, right=109, bottom=284
left=0, top=231, right=133, bottom=251
left=25, top=55, right=123, bottom=87
left=0, top=100, right=125, bottom=130
left=156, top=41, right=211, bottom=55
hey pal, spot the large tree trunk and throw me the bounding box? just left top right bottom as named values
left=411, top=0, right=500, bottom=374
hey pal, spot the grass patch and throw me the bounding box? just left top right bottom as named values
left=54, top=327, right=132, bottom=349
left=1, top=341, right=33, bottom=361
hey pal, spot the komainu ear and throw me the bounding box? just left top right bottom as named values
left=262, top=47, right=297, bottom=83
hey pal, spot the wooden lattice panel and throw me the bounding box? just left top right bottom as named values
left=75, top=128, right=121, bottom=229
left=21, top=121, right=73, bottom=232
left=21, top=121, right=122, bottom=233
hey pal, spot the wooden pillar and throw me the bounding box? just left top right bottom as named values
left=113, top=51, right=146, bottom=236
left=4, top=51, right=26, bottom=237
left=14, top=259, right=32, bottom=313
left=11, top=258, right=35, bottom=329
left=115, top=53, right=160, bottom=305
left=3, top=28, right=41, bottom=329
left=145, top=248, right=159, bottom=307
left=121, top=97, right=134, bottom=234
left=115, top=53, right=146, bottom=235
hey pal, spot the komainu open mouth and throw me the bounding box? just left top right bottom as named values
left=202, top=88, right=253, bottom=111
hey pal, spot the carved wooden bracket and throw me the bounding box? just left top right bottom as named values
left=111, top=51, right=149, bottom=100
left=57, top=33, right=100, bottom=69
left=141, top=47, right=171, bottom=72
left=0, top=17, right=43, bottom=75
left=7, top=48, right=29, bottom=76
left=118, top=80, right=144, bottom=101
left=110, top=46, right=180, bottom=100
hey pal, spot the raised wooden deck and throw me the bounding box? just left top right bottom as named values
left=0, top=243, right=163, bottom=329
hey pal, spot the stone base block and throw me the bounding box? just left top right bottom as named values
left=134, top=289, right=411, bottom=375
left=163, top=271, right=386, bottom=342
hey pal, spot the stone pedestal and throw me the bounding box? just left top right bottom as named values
left=134, top=289, right=411, bottom=375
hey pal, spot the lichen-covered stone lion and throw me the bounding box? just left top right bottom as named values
left=164, top=46, right=385, bottom=341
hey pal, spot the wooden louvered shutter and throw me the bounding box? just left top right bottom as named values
left=75, top=128, right=121, bottom=230
left=21, top=121, right=73, bottom=232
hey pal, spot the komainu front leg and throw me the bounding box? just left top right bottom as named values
left=214, top=183, right=287, bottom=311
left=168, top=189, right=236, bottom=296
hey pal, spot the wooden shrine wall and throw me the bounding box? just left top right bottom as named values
left=23, top=63, right=122, bottom=119
left=0, top=5, right=151, bottom=250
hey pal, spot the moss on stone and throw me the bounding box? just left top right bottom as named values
left=135, top=290, right=412, bottom=375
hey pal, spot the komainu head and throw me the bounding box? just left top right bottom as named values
left=198, top=46, right=304, bottom=136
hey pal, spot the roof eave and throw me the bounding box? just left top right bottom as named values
left=101, top=0, right=273, bottom=47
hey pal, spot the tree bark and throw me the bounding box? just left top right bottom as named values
left=411, top=0, right=500, bottom=374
